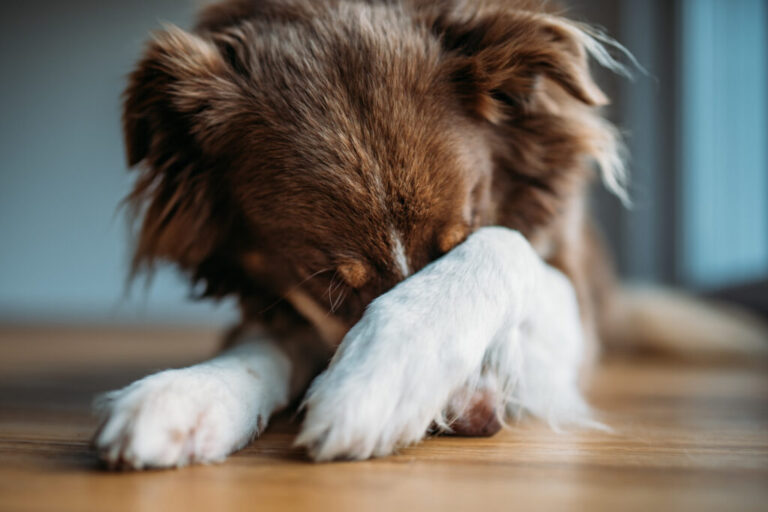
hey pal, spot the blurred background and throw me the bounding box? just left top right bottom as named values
left=0, top=0, right=766, bottom=327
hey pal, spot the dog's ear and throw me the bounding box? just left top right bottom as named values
left=430, top=6, right=632, bottom=204
left=123, top=26, right=245, bottom=276
left=434, top=9, right=614, bottom=123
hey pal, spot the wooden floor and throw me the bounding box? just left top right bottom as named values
left=0, top=326, right=767, bottom=511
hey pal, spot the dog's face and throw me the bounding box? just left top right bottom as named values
left=124, top=1, right=620, bottom=339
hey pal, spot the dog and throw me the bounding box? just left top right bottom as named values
left=94, top=0, right=768, bottom=469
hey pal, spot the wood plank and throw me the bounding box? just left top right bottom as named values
left=0, top=326, right=766, bottom=511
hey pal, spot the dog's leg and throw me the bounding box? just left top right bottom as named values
left=93, top=325, right=320, bottom=469
left=296, top=227, right=591, bottom=461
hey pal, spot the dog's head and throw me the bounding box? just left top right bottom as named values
left=124, top=0, right=627, bottom=342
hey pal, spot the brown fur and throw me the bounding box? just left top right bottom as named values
left=124, top=0, right=623, bottom=409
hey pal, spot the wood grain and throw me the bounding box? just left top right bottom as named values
left=0, top=326, right=766, bottom=511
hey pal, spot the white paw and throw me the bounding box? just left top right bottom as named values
left=93, top=368, right=261, bottom=469
left=295, top=371, right=435, bottom=461
left=295, top=312, right=451, bottom=461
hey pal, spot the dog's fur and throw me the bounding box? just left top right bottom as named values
left=123, top=0, right=624, bottom=344
left=93, top=0, right=766, bottom=468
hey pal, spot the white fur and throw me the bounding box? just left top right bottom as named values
left=390, top=229, right=412, bottom=278
left=94, top=228, right=592, bottom=467
left=93, top=334, right=292, bottom=469
left=296, top=227, right=594, bottom=461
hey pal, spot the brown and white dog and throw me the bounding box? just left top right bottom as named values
left=94, top=0, right=768, bottom=468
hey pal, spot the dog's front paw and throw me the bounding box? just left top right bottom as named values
left=295, top=372, right=432, bottom=461
left=93, top=369, right=258, bottom=470
left=295, top=313, right=443, bottom=461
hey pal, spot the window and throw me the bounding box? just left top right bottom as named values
left=680, top=0, right=768, bottom=290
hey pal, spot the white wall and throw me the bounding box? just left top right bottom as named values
left=0, top=1, right=237, bottom=325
